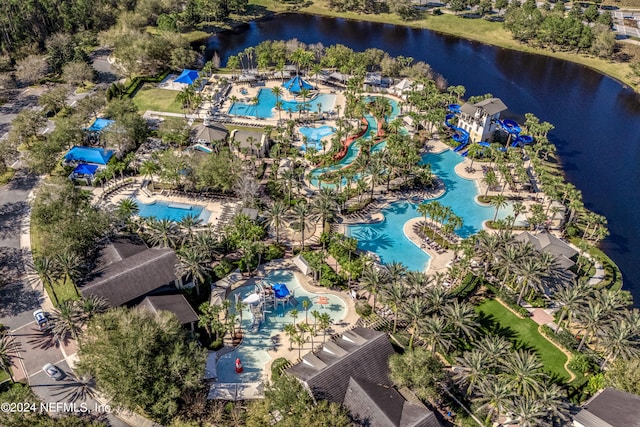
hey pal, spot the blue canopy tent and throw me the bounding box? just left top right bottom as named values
left=64, top=146, right=114, bottom=165
left=174, top=69, right=200, bottom=85
left=87, top=118, right=115, bottom=133
left=272, top=283, right=290, bottom=299
left=282, top=75, right=313, bottom=94
left=72, top=164, right=99, bottom=176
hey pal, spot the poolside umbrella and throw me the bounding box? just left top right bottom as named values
left=242, top=293, right=261, bottom=305
left=316, top=296, right=330, bottom=309
left=282, top=75, right=313, bottom=94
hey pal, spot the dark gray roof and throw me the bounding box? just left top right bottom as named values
left=232, top=129, right=265, bottom=150
left=139, top=294, right=199, bottom=325
left=193, top=123, right=228, bottom=142
left=81, top=248, right=178, bottom=306
left=573, top=388, right=640, bottom=427
left=344, top=377, right=440, bottom=427
left=515, top=231, right=578, bottom=268
left=460, top=98, right=507, bottom=117
left=93, top=236, right=148, bottom=271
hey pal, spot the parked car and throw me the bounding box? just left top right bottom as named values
left=33, top=309, right=49, bottom=330
left=42, top=363, right=64, bottom=380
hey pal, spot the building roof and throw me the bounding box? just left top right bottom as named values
left=174, top=69, right=200, bottom=85
left=81, top=246, right=178, bottom=306
left=287, top=328, right=441, bottom=427
left=87, top=118, right=115, bottom=132
left=344, top=377, right=439, bottom=427
left=72, top=164, right=99, bottom=176
left=573, top=388, right=640, bottom=427
left=460, top=97, right=507, bottom=117
left=232, top=129, right=266, bottom=150
left=64, top=146, right=114, bottom=165
left=193, top=123, right=228, bottom=142
left=139, top=294, right=198, bottom=325
left=515, top=231, right=578, bottom=268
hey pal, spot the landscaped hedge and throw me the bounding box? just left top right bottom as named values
left=484, top=283, right=531, bottom=317
left=271, top=357, right=290, bottom=379
left=108, top=70, right=171, bottom=100
left=449, top=273, right=481, bottom=299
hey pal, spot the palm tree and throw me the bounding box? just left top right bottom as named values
left=264, top=202, right=287, bottom=245
left=318, top=312, right=333, bottom=343
left=509, top=395, right=547, bottom=427
left=599, top=314, right=640, bottom=368
left=291, top=200, right=313, bottom=251
left=78, top=295, right=109, bottom=323
left=380, top=281, right=408, bottom=333
left=292, top=332, right=307, bottom=360
left=283, top=324, right=296, bottom=351
left=515, top=258, right=547, bottom=305
left=537, top=381, right=570, bottom=424
left=33, top=256, right=60, bottom=306
left=474, top=377, right=514, bottom=424
left=290, top=309, right=299, bottom=326
left=146, top=218, right=179, bottom=248
left=0, top=334, right=17, bottom=383
left=176, top=246, right=211, bottom=296
left=576, top=299, right=607, bottom=352
left=302, top=299, right=311, bottom=324
left=420, top=315, right=452, bottom=355
left=177, top=214, right=203, bottom=244
left=490, top=194, right=508, bottom=222
left=475, top=335, right=511, bottom=367
left=401, top=296, right=428, bottom=348
left=55, top=252, right=81, bottom=297
left=51, top=300, right=83, bottom=341
left=441, top=300, right=478, bottom=341
left=500, top=350, right=546, bottom=398
left=359, top=265, right=387, bottom=313
left=116, top=198, right=139, bottom=228
left=553, top=281, right=591, bottom=329
left=454, top=349, right=490, bottom=396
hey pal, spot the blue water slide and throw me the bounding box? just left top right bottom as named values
left=448, top=104, right=461, bottom=114
left=499, top=119, right=521, bottom=135
left=461, top=150, right=469, bottom=157
left=478, top=141, right=491, bottom=148
left=444, top=113, right=456, bottom=128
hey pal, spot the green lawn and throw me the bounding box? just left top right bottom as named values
left=132, top=85, right=185, bottom=114
left=0, top=370, right=9, bottom=384
left=476, top=299, right=570, bottom=381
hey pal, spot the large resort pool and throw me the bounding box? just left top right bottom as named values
left=216, top=270, right=347, bottom=384
left=228, top=89, right=336, bottom=119
left=133, top=198, right=212, bottom=222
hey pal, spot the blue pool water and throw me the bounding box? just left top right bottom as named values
left=228, top=89, right=336, bottom=118
left=347, top=150, right=512, bottom=271
left=216, top=270, right=347, bottom=383
left=348, top=201, right=431, bottom=272
left=133, top=198, right=212, bottom=222
left=299, top=125, right=335, bottom=151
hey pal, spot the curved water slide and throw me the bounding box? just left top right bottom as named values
left=444, top=113, right=470, bottom=152
left=496, top=119, right=535, bottom=147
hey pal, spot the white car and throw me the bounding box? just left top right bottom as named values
left=43, top=363, right=64, bottom=380
left=33, top=309, right=49, bottom=330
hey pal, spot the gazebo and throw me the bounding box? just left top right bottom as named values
left=282, top=75, right=313, bottom=94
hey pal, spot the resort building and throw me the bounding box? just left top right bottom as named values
left=573, top=388, right=640, bottom=427
left=139, top=294, right=199, bottom=330
left=192, top=122, right=229, bottom=147
left=457, top=98, right=507, bottom=143
left=515, top=231, right=578, bottom=270
left=80, top=236, right=182, bottom=306
left=230, top=129, right=270, bottom=158
left=287, top=328, right=441, bottom=427
left=63, top=146, right=114, bottom=185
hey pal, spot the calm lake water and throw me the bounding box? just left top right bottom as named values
left=206, top=14, right=640, bottom=303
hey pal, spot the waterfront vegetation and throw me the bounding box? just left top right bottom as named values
left=0, top=0, right=638, bottom=424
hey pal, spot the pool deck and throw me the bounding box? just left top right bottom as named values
left=223, top=259, right=358, bottom=381
left=403, top=218, right=454, bottom=273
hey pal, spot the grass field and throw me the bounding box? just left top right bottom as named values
left=476, top=299, right=570, bottom=381
left=132, top=85, right=185, bottom=114
left=248, top=0, right=637, bottom=89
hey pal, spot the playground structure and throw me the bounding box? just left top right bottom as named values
left=239, top=281, right=299, bottom=333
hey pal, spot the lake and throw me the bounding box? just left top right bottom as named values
left=205, top=13, right=640, bottom=302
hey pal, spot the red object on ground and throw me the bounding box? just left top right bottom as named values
left=235, top=358, right=243, bottom=373
left=332, top=118, right=369, bottom=161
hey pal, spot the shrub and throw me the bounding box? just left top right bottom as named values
left=356, top=301, right=373, bottom=317
left=264, top=244, right=285, bottom=261
left=568, top=353, right=599, bottom=375
left=210, top=339, right=223, bottom=351
left=213, top=259, right=235, bottom=280
left=271, top=357, right=289, bottom=379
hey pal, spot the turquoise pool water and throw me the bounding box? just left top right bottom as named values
left=299, top=125, right=335, bottom=151
left=228, top=89, right=336, bottom=118
left=133, top=198, right=212, bottom=223
left=347, top=150, right=512, bottom=271
left=347, top=200, right=431, bottom=272
left=216, top=270, right=347, bottom=383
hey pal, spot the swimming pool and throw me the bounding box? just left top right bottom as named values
left=133, top=198, right=212, bottom=223
left=228, top=89, right=336, bottom=119
left=216, top=270, right=346, bottom=383
left=299, top=125, right=335, bottom=151
left=347, top=150, right=512, bottom=272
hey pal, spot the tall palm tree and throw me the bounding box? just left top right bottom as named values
left=78, top=295, right=109, bottom=324
left=313, top=190, right=337, bottom=229
left=175, top=246, right=212, bottom=296
left=401, top=296, right=428, bottom=348
left=55, top=252, right=81, bottom=297
left=537, top=381, right=570, bottom=424
left=500, top=350, right=546, bottom=398
left=475, top=335, right=511, bottom=367
left=265, top=201, right=287, bottom=243
left=420, top=315, right=452, bottom=355
left=177, top=214, right=203, bottom=244
left=380, top=281, right=408, bottom=333
left=576, top=299, right=607, bottom=352
left=33, top=256, right=60, bottom=306
left=599, top=314, right=640, bottom=368
left=509, top=396, right=547, bottom=427
left=515, top=258, right=547, bottom=305
left=146, top=218, right=179, bottom=248
left=474, top=377, right=514, bottom=425
left=441, top=300, right=478, bottom=341
left=0, top=334, right=17, bottom=383
left=359, top=265, right=387, bottom=313
left=291, top=200, right=313, bottom=251
left=51, top=300, right=83, bottom=341
left=454, top=349, right=490, bottom=396
left=490, top=194, right=508, bottom=222
left=553, top=281, right=591, bottom=329
left=115, top=198, right=139, bottom=229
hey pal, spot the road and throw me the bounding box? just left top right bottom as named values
left=0, top=172, right=130, bottom=426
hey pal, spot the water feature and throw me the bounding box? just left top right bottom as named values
left=299, top=125, right=335, bottom=151
left=228, top=88, right=336, bottom=118
left=216, top=270, right=347, bottom=383
left=206, top=14, right=640, bottom=301
left=133, top=198, right=212, bottom=223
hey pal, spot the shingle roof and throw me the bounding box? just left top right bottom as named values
left=573, top=388, right=640, bottom=427
left=139, top=294, right=198, bottom=325
left=81, top=247, right=178, bottom=306
left=460, top=98, right=507, bottom=117
left=193, top=123, right=228, bottom=142
left=515, top=231, right=578, bottom=267
left=287, top=328, right=394, bottom=403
